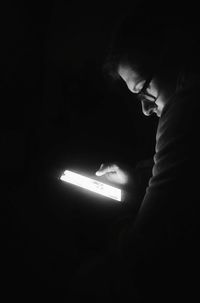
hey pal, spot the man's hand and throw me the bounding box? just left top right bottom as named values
left=95, top=163, right=129, bottom=185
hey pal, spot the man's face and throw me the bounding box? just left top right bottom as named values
left=118, top=64, right=165, bottom=117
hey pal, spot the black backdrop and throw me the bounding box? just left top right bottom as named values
left=1, top=1, right=158, bottom=300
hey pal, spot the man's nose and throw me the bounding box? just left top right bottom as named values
left=141, top=100, right=157, bottom=116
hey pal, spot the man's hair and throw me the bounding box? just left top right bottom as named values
left=103, top=2, right=200, bottom=81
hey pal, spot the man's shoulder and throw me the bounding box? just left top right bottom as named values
left=156, top=85, right=200, bottom=152
left=160, top=86, right=200, bottom=128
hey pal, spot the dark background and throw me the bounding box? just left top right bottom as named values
left=1, top=0, right=158, bottom=300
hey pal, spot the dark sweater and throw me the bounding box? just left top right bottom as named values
left=119, top=78, right=200, bottom=301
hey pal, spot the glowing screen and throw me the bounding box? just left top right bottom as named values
left=60, top=170, right=122, bottom=201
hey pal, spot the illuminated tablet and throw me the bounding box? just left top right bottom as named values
left=60, top=170, right=122, bottom=202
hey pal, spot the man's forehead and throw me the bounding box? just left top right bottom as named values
left=118, top=64, right=141, bottom=84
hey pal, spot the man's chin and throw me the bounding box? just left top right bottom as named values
left=153, top=108, right=161, bottom=117
left=156, top=111, right=161, bottom=117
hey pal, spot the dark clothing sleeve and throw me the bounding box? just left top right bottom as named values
left=117, top=86, right=200, bottom=299
left=135, top=87, right=200, bottom=242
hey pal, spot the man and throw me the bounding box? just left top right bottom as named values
left=95, top=3, right=200, bottom=302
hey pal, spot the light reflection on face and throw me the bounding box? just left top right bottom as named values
left=118, top=64, right=165, bottom=117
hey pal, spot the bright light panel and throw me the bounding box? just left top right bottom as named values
left=60, top=170, right=122, bottom=202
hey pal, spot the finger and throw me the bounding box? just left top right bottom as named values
left=95, top=163, right=104, bottom=176
left=96, top=168, right=108, bottom=176
left=95, top=164, right=117, bottom=176
left=95, top=171, right=104, bottom=176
